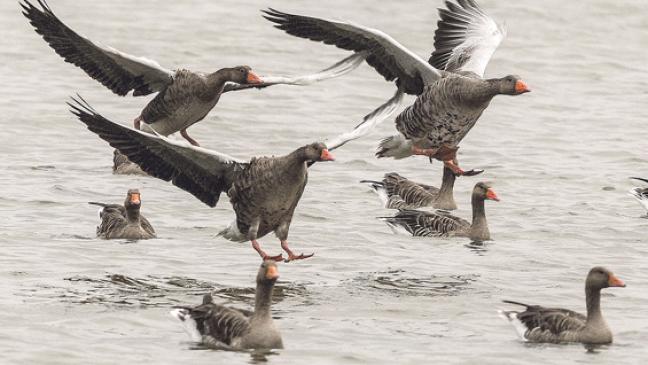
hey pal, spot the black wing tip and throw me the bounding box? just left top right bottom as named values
left=67, top=94, right=96, bottom=117
left=502, top=300, right=531, bottom=307
left=20, top=0, right=53, bottom=18
left=359, top=179, right=382, bottom=184
left=262, top=7, right=287, bottom=16
left=630, top=177, right=648, bottom=184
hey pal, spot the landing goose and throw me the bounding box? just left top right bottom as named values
left=380, top=182, right=498, bottom=241
left=69, top=96, right=338, bottom=262
left=88, top=188, right=156, bottom=239
left=22, top=0, right=365, bottom=147
left=499, top=267, right=626, bottom=344
left=170, top=261, right=283, bottom=350
left=628, top=177, right=648, bottom=215
left=264, top=0, right=530, bottom=175
left=361, top=167, right=483, bottom=211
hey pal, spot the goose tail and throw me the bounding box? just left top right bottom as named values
left=376, top=135, right=413, bottom=159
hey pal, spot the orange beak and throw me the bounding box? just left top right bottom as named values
left=515, top=80, right=530, bottom=94
left=320, top=149, right=335, bottom=161
left=246, top=71, right=262, bottom=84
left=129, top=193, right=141, bottom=204
left=265, top=265, right=279, bottom=280
left=608, top=274, right=626, bottom=287
left=486, top=188, right=500, bottom=201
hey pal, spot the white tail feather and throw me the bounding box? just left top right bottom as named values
left=361, top=181, right=390, bottom=207
left=628, top=188, right=648, bottom=212
left=376, top=134, right=413, bottom=159
left=217, top=219, right=247, bottom=242
left=378, top=218, right=412, bottom=235
left=497, top=310, right=528, bottom=341
left=169, top=308, right=202, bottom=342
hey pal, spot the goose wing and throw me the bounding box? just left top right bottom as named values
left=87, top=202, right=126, bottom=237
left=22, top=0, right=173, bottom=96
left=324, top=89, right=405, bottom=152
left=380, top=209, right=468, bottom=236
left=263, top=8, right=440, bottom=95
left=223, top=52, right=366, bottom=92
left=500, top=300, right=586, bottom=342
left=69, top=96, right=247, bottom=207
left=429, top=0, right=505, bottom=78
left=174, top=295, right=251, bottom=348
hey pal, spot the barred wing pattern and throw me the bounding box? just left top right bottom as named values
left=500, top=300, right=587, bottom=343
left=380, top=209, right=468, bottom=237
left=173, top=294, right=252, bottom=349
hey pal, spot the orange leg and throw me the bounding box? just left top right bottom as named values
left=180, top=128, right=200, bottom=147
left=251, top=239, right=283, bottom=261
left=280, top=240, right=314, bottom=262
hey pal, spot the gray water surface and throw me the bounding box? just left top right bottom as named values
left=1, top=0, right=648, bottom=364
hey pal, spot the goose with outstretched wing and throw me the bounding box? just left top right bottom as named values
left=22, top=0, right=365, bottom=147
left=69, top=96, right=340, bottom=262
left=264, top=0, right=530, bottom=175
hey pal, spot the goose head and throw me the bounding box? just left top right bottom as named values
left=257, top=260, right=280, bottom=285
left=496, top=75, right=530, bottom=95
left=301, top=142, right=335, bottom=164
left=473, top=182, right=500, bottom=202
left=224, top=66, right=262, bottom=84
left=586, top=267, right=625, bottom=290
left=124, top=189, right=142, bottom=209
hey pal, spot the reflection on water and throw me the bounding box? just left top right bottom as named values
left=465, top=240, right=491, bottom=254
left=16, top=274, right=307, bottom=308
left=347, top=269, right=477, bottom=297
left=248, top=349, right=280, bottom=364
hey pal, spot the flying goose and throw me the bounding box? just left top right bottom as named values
left=69, top=96, right=344, bottom=262
left=380, top=182, right=498, bottom=241
left=88, top=188, right=156, bottom=239
left=628, top=177, right=648, bottom=216
left=499, top=267, right=626, bottom=344
left=22, top=0, right=365, bottom=147
left=170, top=261, right=283, bottom=350
left=263, top=0, right=530, bottom=175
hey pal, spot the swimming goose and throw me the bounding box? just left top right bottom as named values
left=380, top=182, right=498, bottom=241
left=88, top=188, right=156, bottom=239
left=170, top=260, right=283, bottom=350
left=263, top=0, right=530, bottom=175
left=499, top=267, right=626, bottom=344
left=361, top=167, right=483, bottom=211
left=22, top=0, right=365, bottom=147
left=628, top=177, right=648, bottom=215
left=69, top=97, right=335, bottom=262
left=112, top=150, right=146, bottom=175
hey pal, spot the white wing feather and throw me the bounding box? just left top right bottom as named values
left=325, top=89, right=405, bottom=151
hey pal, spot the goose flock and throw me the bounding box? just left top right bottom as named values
left=19, top=0, right=639, bottom=354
